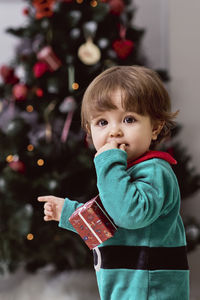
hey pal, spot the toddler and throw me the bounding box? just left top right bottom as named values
left=38, top=66, right=189, bottom=300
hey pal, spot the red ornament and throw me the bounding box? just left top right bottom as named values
left=112, top=39, right=134, bottom=59
left=36, top=88, right=44, bottom=97
left=22, top=7, right=29, bottom=16
left=9, top=161, right=26, bottom=174
left=33, top=61, right=49, bottom=78
left=109, top=0, right=124, bottom=15
left=32, top=0, right=55, bottom=19
left=37, top=46, right=62, bottom=71
left=12, top=83, right=28, bottom=101
left=0, top=65, right=19, bottom=84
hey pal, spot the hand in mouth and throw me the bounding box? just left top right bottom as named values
left=118, top=143, right=128, bottom=151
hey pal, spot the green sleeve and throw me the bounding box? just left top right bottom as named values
left=58, top=198, right=83, bottom=233
left=94, top=149, right=177, bottom=230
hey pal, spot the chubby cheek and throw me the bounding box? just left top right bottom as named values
left=129, top=131, right=152, bottom=150
left=90, top=130, right=104, bottom=151
left=92, top=139, right=100, bottom=151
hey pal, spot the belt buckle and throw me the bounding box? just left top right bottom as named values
left=93, top=247, right=101, bottom=272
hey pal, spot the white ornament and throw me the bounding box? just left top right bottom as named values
left=15, top=65, right=26, bottom=82
left=78, top=38, right=101, bottom=65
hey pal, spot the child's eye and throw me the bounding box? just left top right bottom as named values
left=97, top=119, right=108, bottom=127
left=124, top=116, right=135, bottom=124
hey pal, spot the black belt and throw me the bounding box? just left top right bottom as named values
left=93, top=245, right=189, bottom=271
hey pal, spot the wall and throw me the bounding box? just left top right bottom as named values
left=0, top=0, right=25, bottom=67
left=134, top=0, right=169, bottom=70
left=169, top=1, right=200, bottom=298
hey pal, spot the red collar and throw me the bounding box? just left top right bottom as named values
left=127, top=151, right=177, bottom=169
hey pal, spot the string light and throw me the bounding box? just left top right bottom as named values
left=37, top=159, right=44, bottom=166
left=72, top=82, right=79, bottom=90
left=6, top=155, right=14, bottom=163
left=76, top=0, right=83, bottom=3
left=27, top=233, right=34, bottom=240
left=27, top=144, right=34, bottom=152
left=26, top=105, right=34, bottom=112
left=90, top=0, right=98, bottom=7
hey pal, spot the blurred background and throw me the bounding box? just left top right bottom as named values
left=0, top=0, right=199, bottom=299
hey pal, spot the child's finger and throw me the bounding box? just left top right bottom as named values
left=38, top=196, right=54, bottom=203
left=44, top=202, right=52, bottom=211
left=44, top=209, right=53, bottom=216
left=119, top=143, right=126, bottom=151
left=44, top=215, right=52, bottom=221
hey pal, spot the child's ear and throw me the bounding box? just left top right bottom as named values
left=85, top=133, right=93, bottom=147
left=152, top=121, right=165, bottom=141
left=85, top=122, right=91, bottom=134
left=85, top=123, right=94, bottom=147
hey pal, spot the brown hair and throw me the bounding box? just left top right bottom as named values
left=81, top=65, right=178, bottom=145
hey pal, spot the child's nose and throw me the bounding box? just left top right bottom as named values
left=109, top=126, right=123, bottom=137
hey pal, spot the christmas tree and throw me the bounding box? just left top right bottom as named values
left=159, top=126, right=200, bottom=252
left=0, top=0, right=145, bottom=274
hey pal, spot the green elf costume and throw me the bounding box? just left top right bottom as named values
left=59, top=149, right=190, bottom=300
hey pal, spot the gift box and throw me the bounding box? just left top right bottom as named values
left=37, top=46, right=62, bottom=71
left=69, top=195, right=117, bottom=250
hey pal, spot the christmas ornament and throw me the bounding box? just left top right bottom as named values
left=22, top=7, right=29, bottom=16
left=35, top=88, right=44, bottom=97
left=47, top=179, right=59, bottom=192
left=33, top=61, right=49, bottom=78
left=78, top=38, right=101, bottom=65
left=98, top=38, right=109, bottom=49
left=112, top=25, right=134, bottom=59
left=0, top=65, right=19, bottom=85
left=37, top=46, right=62, bottom=71
left=41, top=19, right=51, bottom=30
left=12, top=83, right=28, bottom=101
left=9, top=160, right=26, bottom=174
left=60, top=97, right=77, bottom=143
left=5, top=117, right=30, bottom=137
left=70, top=28, right=81, bottom=40
left=32, top=0, right=56, bottom=20
left=112, top=39, right=134, bottom=59
left=109, top=0, right=124, bottom=15
left=107, top=49, right=117, bottom=59
left=68, top=10, right=82, bottom=27
left=78, top=21, right=101, bottom=65
left=83, top=21, right=97, bottom=36
left=15, top=65, right=26, bottom=82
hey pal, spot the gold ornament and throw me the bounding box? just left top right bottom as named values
left=78, top=38, right=101, bottom=65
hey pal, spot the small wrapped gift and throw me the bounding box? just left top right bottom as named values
left=69, top=195, right=117, bottom=250
left=37, top=46, right=62, bottom=71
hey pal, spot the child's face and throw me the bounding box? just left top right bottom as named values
left=89, top=90, right=159, bottom=161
